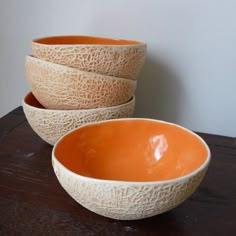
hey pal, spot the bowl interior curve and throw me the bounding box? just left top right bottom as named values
left=34, top=35, right=144, bottom=46
left=54, top=119, right=209, bottom=182
left=25, top=92, right=44, bottom=109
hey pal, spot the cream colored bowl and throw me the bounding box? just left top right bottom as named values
left=52, top=118, right=210, bottom=220
left=25, top=56, right=137, bottom=110
left=32, top=35, right=146, bottom=80
left=22, top=92, right=135, bottom=145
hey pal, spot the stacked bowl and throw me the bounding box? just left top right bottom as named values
left=23, top=36, right=146, bottom=145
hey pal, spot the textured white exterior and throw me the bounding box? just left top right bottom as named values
left=52, top=152, right=208, bottom=220
left=32, top=39, right=146, bottom=80
left=25, top=56, right=137, bottom=110
left=22, top=94, right=135, bottom=145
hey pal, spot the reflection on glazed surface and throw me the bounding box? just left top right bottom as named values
left=145, top=135, right=168, bottom=175
left=55, top=119, right=209, bottom=182
left=150, top=134, right=168, bottom=162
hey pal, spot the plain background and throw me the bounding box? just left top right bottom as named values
left=0, top=0, right=235, bottom=136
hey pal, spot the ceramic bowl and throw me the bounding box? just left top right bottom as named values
left=32, top=35, right=146, bottom=80
left=22, top=92, right=135, bottom=145
left=25, top=56, right=137, bottom=110
left=52, top=118, right=211, bottom=220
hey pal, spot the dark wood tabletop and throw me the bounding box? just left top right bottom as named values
left=0, top=107, right=235, bottom=236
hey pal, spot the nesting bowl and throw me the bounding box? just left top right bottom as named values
left=32, top=35, right=146, bottom=80
left=52, top=118, right=210, bottom=220
left=22, top=92, right=135, bottom=145
left=25, top=56, right=137, bottom=110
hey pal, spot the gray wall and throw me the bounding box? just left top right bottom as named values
left=0, top=0, right=235, bottom=136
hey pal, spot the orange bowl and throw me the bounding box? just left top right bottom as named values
left=22, top=92, right=135, bottom=145
left=32, top=35, right=146, bottom=80
left=52, top=119, right=210, bottom=220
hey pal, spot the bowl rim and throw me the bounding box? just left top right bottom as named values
left=52, top=118, right=211, bottom=185
left=22, top=92, right=135, bottom=113
left=25, top=55, right=137, bottom=82
left=32, top=35, right=146, bottom=48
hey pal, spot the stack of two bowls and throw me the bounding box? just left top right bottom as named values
left=23, top=36, right=146, bottom=145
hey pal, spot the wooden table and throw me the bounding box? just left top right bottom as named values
left=0, top=107, right=235, bottom=236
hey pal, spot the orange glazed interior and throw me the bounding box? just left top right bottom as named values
left=34, top=35, right=143, bottom=45
left=25, top=93, right=44, bottom=109
left=54, top=120, right=209, bottom=182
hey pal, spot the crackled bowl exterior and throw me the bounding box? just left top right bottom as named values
left=32, top=35, right=146, bottom=80
left=25, top=56, right=137, bottom=110
left=52, top=119, right=211, bottom=220
left=22, top=93, right=135, bottom=145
